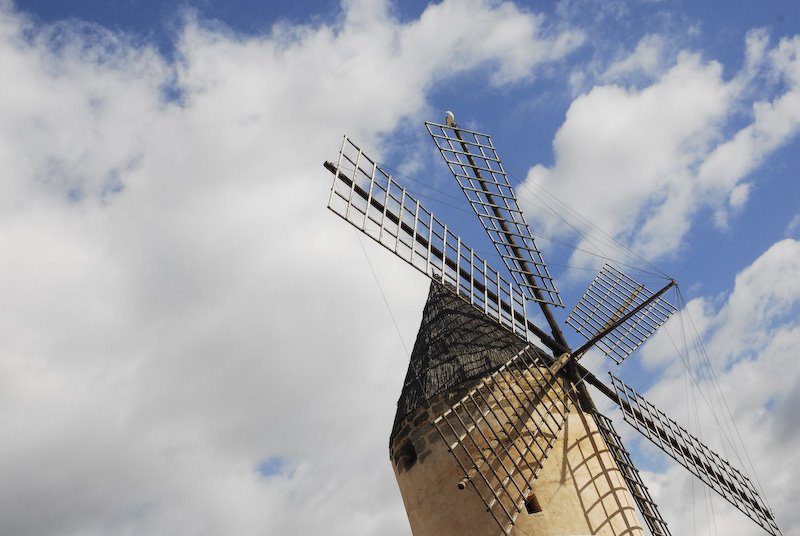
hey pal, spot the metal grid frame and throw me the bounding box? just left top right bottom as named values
left=567, top=264, right=676, bottom=364
left=325, top=132, right=782, bottom=536
left=425, top=121, right=563, bottom=308
left=432, top=346, right=572, bottom=535
left=611, top=375, right=782, bottom=536
left=593, top=411, right=671, bottom=536
left=327, top=136, right=533, bottom=341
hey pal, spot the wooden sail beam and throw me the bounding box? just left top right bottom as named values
left=426, top=121, right=567, bottom=348
left=568, top=264, right=677, bottom=364
left=448, top=125, right=569, bottom=350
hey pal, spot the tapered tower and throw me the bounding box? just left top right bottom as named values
left=389, top=282, right=644, bottom=535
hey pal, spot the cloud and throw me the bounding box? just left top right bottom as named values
left=787, top=213, right=800, bottom=237
left=0, top=2, right=583, bottom=535
left=520, top=30, right=800, bottom=264
left=602, top=34, right=666, bottom=83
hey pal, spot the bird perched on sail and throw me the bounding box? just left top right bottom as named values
left=445, top=111, right=456, bottom=127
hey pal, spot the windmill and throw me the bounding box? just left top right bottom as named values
left=323, top=112, right=782, bottom=536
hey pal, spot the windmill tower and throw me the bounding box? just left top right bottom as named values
left=323, top=113, right=782, bottom=536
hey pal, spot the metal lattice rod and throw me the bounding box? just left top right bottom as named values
left=610, top=374, right=782, bottom=536
left=567, top=264, right=676, bottom=364
left=325, top=136, right=570, bottom=353
left=433, top=346, right=572, bottom=535
left=593, top=411, right=671, bottom=536
left=425, top=121, right=563, bottom=308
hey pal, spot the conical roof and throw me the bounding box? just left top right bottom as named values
left=391, top=281, right=533, bottom=442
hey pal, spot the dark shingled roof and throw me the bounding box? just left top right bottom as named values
left=390, top=281, right=536, bottom=442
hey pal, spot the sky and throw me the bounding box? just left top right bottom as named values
left=1, top=0, right=799, bottom=535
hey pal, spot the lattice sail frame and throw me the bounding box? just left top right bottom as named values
left=432, top=346, right=572, bottom=535
left=567, top=264, right=676, bottom=364
left=593, top=411, right=671, bottom=536
left=326, top=131, right=784, bottom=536
left=426, top=121, right=563, bottom=308
left=327, top=136, right=536, bottom=342
left=610, top=375, right=782, bottom=536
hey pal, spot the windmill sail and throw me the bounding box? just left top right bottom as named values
left=593, top=411, right=672, bottom=536
left=610, top=374, right=782, bottom=536
left=324, top=122, right=782, bottom=536
left=425, top=121, right=563, bottom=308
left=325, top=135, right=563, bottom=351
left=432, top=347, right=572, bottom=535
left=567, top=264, right=676, bottom=364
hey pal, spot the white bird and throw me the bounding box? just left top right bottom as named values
left=445, top=110, right=455, bottom=127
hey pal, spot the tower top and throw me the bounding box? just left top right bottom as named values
left=390, top=281, right=533, bottom=443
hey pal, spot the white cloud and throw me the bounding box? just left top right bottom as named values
left=524, top=50, right=732, bottom=264
left=521, top=31, right=800, bottom=264
left=602, top=34, right=666, bottom=82
left=0, top=2, right=583, bottom=535
left=787, top=213, right=800, bottom=237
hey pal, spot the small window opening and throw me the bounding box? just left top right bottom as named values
left=525, top=492, right=542, bottom=514
left=395, top=439, right=417, bottom=471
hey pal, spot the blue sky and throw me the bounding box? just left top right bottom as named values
left=1, top=1, right=799, bottom=535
